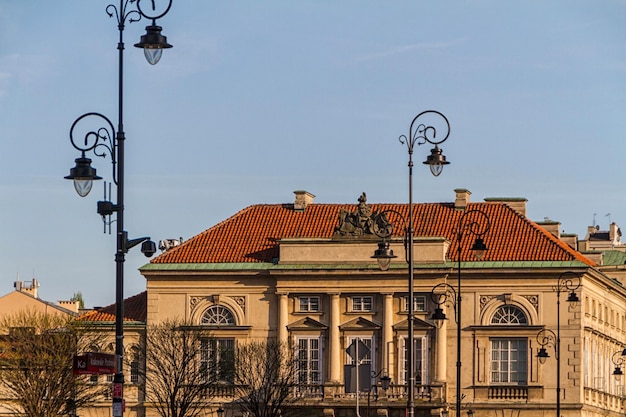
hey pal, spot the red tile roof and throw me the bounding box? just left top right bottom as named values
left=151, top=201, right=595, bottom=267
left=77, top=291, right=147, bottom=323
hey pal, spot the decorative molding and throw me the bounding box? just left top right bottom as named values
left=480, top=295, right=496, bottom=311
left=232, top=296, right=246, bottom=313
left=522, top=295, right=539, bottom=313
left=479, top=294, right=538, bottom=315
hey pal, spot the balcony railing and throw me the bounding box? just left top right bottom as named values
left=488, top=385, right=528, bottom=400
left=207, top=382, right=443, bottom=402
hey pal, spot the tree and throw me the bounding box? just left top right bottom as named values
left=233, top=339, right=303, bottom=417
left=70, top=292, right=85, bottom=309
left=0, top=309, right=104, bottom=417
left=143, top=319, right=218, bottom=417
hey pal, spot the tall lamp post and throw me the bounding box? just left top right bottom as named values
left=64, top=1, right=173, bottom=416
left=371, top=110, right=451, bottom=417
left=536, top=271, right=581, bottom=417
left=430, top=209, right=489, bottom=417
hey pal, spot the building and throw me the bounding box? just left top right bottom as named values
left=0, top=279, right=81, bottom=318
left=137, top=189, right=626, bottom=417
left=0, top=280, right=83, bottom=417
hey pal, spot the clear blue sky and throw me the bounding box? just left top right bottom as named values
left=1, top=1, right=625, bottom=308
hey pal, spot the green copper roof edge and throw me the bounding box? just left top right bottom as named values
left=141, top=260, right=590, bottom=272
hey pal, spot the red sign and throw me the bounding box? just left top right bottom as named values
left=112, top=382, right=123, bottom=399
left=73, top=352, right=117, bottom=375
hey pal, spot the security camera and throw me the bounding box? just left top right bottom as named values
left=140, top=240, right=157, bottom=258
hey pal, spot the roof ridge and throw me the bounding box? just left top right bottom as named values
left=530, top=219, right=597, bottom=267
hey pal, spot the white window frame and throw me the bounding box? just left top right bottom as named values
left=352, top=296, right=373, bottom=312
left=490, top=338, right=528, bottom=385
left=201, top=337, right=235, bottom=384
left=399, top=336, right=429, bottom=385
left=402, top=295, right=427, bottom=312
left=296, top=336, right=322, bottom=385
left=299, top=296, right=320, bottom=312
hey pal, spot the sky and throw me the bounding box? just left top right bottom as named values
left=1, top=1, right=625, bottom=309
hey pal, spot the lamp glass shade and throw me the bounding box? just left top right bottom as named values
left=429, top=163, right=444, bottom=177
left=73, top=179, right=93, bottom=197
left=537, top=348, right=549, bottom=364
left=377, top=258, right=391, bottom=271
left=144, top=48, right=163, bottom=65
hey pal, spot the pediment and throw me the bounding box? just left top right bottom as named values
left=287, top=316, right=328, bottom=330
left=339, top=316, right=381, bottom=331
left=393, top=317, right=434, bottom=331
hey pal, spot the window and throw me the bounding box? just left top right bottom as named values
left=401, top=336, right=429, bottom=385
left=491, top=305, right=528, bottom=325
left=201, top=305, right=236, bottom=326
left=299, top=296, right=320, bottom=312
left=352, top=296, right=373, bottom=312
left=130, top=359, right=140, bottom=384
left=89, top=374, right=99, bottom=384
left=201, top=338, right=235, bottom=383
left=402, top=295, right=427, bottom=312
left=296, top=337, right=321, bottom=385
left=490, top=338, right=528, bottom=385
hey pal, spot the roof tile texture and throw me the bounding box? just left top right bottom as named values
left=151, top=202, right=594, bottom=266
left=77, top=291, right=147, bottom=323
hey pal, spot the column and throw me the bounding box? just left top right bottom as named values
left=383, top=292, right=394, bottom=373
left=329, top=292, right=341, bottom=382
left=435, top=320, right=447, bottom=382
left=278, top=293, right=289, bottom=342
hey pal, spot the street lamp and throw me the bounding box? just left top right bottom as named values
left=367, top=369, right=391, bottom=417
left=612, top=348, right=626, bottom=381
left=535, top=272, right=581, bottom=417
left=371, top=110, right=451, bottom=417
left=64, top=1, right=173, bottom=416
left=429, top=208, right=489, bottom=417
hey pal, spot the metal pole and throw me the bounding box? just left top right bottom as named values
left=556, top=290, right=561, bottom=417
left=113, top=1, right=126, bottom=415
left=456, top=234, right=462, bottom=417
left=407, top=143, right=415, bottom=417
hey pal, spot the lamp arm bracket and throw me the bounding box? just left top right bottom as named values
left=125, top=236, right=151, bottom=252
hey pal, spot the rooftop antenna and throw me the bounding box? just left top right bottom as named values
left=606, top=213, right=612, bottom=224
left=593, top=213, right=597, bottom=228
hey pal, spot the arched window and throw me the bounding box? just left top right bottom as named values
left=491, top=305, right=528, bottom=325
left=201, top=305, right=236, bottom=326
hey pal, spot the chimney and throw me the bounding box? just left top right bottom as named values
left=58, top=300, right=80, bottom=313
left=17, top=279, right=40, bottom=299
left=293, top=190, right=315, bottom=212
left=609, top=222, right=621, bottom=244
left=454, top=188, right=471, bottom=210
left=484, top=197, right=528, bottom=217
left=537, top=219, right=561, bottom=239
